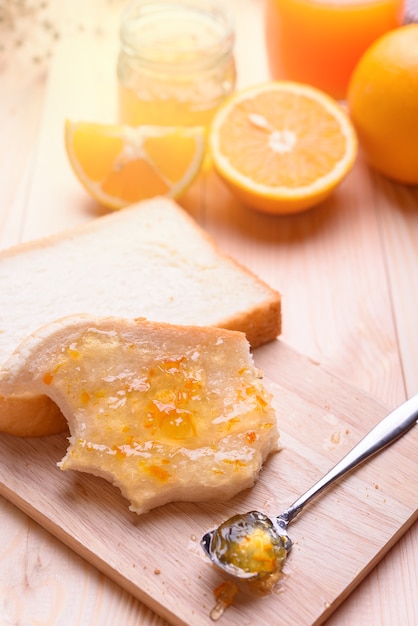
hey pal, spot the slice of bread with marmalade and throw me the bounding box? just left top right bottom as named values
left=0, top=315, right=278, bottom=514
left=0, top=197, right=281, bottom=437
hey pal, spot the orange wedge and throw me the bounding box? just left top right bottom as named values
left=65, top=121, right=206, bottom=209
left=209, top=81, right=358, bottom=214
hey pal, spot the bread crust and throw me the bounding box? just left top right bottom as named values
left=0, top=394, right=67, bottom=437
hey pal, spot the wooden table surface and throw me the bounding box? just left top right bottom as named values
left=0, top=1, right=417, bottom=624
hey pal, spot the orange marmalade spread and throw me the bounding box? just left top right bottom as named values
left=43, top=323, right=278, bottom=514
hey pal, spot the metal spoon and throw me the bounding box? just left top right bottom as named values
left=201, top=394, right=418, bottom=582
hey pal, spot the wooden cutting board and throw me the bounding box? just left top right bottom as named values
left=1, top=340, right=417, bottom=626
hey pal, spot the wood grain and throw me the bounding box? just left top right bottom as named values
left=1, top=0, right=418, bottom=624
left=0, top=342, right=417, bottom=626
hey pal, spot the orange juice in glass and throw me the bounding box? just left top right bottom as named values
left=265, top=0, right=405, bottom=100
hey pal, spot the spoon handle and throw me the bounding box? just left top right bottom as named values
left=281, top=394, right=418, bottom=525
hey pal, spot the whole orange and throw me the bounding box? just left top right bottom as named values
left=347, top=24, right=418, bottom=185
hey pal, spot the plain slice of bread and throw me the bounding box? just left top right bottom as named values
left=0, top=314, right=279, bottom=514
left=0, top=197, right=281, bottom=437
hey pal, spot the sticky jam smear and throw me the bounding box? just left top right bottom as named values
left=210, top=580, right=239, bottom=621
left=47, top=323, right=278, bottom=515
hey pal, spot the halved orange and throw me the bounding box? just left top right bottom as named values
left=209, top=81, right=358, bottom=214
left=65, top=121, right=206, bottom=210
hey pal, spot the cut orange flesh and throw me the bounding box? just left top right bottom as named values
left=65, top=121, right=206, bottom=210
left=209, top=81, right=358, bottom=214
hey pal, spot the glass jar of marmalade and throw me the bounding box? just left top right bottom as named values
left=117, top=0, right=236, bottom=128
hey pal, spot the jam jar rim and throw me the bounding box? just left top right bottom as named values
left=119, top=0, right=235, bottom=72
